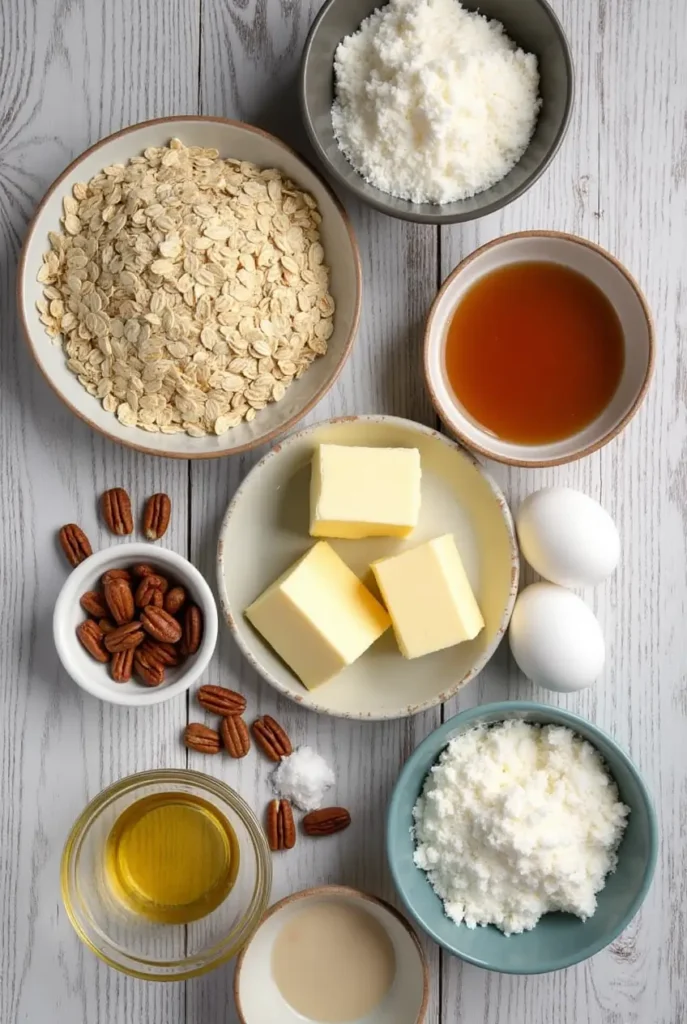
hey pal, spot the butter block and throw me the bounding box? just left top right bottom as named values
left=310, top=444, right=421, bottom=539
left=245, top=541, right=391, bottom=689
left=371, top=534, right=484, bottom=659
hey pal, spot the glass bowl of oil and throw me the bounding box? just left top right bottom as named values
left=61, top=769, right=272, bottom=980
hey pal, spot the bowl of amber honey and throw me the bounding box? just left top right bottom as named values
left=61, top=769, right=271, bottom=980
left=424, top=231, right=654, bottom=466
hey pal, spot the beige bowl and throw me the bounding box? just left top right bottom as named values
left=424, top=231, right=654, bottom=467
left=217, top=416, right=519, bottom=720
left=18, top=116, right=361, bottom=459
left=234, top=885, right=428, bottom=1024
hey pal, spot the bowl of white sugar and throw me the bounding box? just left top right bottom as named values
left=300, top=0, right=573, bottom=223
left=387, top=701, right=658, bottom=974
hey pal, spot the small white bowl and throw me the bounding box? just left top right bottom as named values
left=53, top=543, right=218, bottom=706
left=234, top=885, right=428, bottom=1024
left=19, top=116, right=361, bottom=459
left=424, top=231, right=654, bottom=467
left=217, top=415, right=519, bottom=720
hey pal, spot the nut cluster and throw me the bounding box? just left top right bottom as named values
left=58, top=488, right=171, bottom=571
left=76, top=563, right=203, bottom=687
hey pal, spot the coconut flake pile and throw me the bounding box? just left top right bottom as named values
left=331, top=0, right=541, bottom=204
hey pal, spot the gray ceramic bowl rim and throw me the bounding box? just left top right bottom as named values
left=299, top=0, right=574, bottom=225
left=387, top=700, right=659, bottom=974
left=216, top=415, right=520, bottom=721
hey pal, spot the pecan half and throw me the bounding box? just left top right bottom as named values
left=104, top=621, right=145, bottom=653
left=302, top=807, right=351, bottom=837
left=180, top=605, right=203, bottom=655
left=133, top=649, right=165, bottom=687
left=220, top=716, right=250, bottom=758
left=140, top=606, right=182, bottom=643
left=98, top=618, right=116, bottom=634
left=266, top=799, right=296, bottom=852
left=164, top=586, right=186, bottom=616
left=252, top=715, right=292, bottom=762
left=101, top=487, right=134, bottom=536
left=102, top=568, right=131, bottom=585
left=184, top=723, right=220, bottom=754
left=104, top=577, right=135, bottom=625
left=132, top=563, right=156, bottom=578
left=59, top=524, right=92, bottom=568
left=143, top=493, right=172, bottom=540
left=139, top=639, right=180, bottom=667
left=80, top=590, right=107, bottom=618
left=76, top=619, right=109, bottom=662
left=111, top=649, right=134, bottom=683
left=197, top=685, right=246, bottom=717
left=135, top=574, right=169, bottom=608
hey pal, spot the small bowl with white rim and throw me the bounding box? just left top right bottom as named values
left=300, top=0, right=573, bottom=224
left=387, top=701, right=658, bottom=974
left=18, top=115, right=361, bottom=459
left=424, top=231, right=655, bottom=466
left=53, top=543, right=218, bottom=706
left=217, top=415, right=519, bottom=721
left=234, top=885, right=428, bottom=1024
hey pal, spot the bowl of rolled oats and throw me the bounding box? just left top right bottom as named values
left=19, top=117, right=362, bottom=457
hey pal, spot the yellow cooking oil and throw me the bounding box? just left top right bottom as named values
left=104, top=792, right=239, bottom=924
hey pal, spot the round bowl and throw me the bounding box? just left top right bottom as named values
left=300, top=0, right=573, bottom=224
left=53, top=542, right=218, bottom=706
left=234, top=885, right=427, bottom=1023
left=387, top=701, right=658, bottom=975
left=217, top=415, right=519, bottom=720
left=61, top=769, right=272, bottom=981
left=18, top=115, right=361, bottom=458
left=425, top=231, right=654, bottom=466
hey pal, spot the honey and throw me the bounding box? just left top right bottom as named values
left=104, top=792, right=239, bottom=924
left=444, top=261, right=625, bottom=444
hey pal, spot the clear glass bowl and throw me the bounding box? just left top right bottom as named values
left=61, top=769, right=272, bottom=981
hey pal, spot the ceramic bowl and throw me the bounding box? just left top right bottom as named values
left=18, top=116, right=361, bottom=458
left=387, top=702, right=658, bottom=975
left=217, top=415, right=519, bottom=720
left=61, top=769, right=272, bottom=980
left=53, top=543, right=218, bottom=706
left=424, top=231, right=654, bottom=466
left=300, top=0, right=573, bottom=224
left=234, top=885, right=428, bottom=1023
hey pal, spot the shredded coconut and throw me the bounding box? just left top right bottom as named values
left=331, top=0, right=541, bottom=204
left=413, top=721, right=630, bottom=935
left=271, top=746, right=335, bottom=812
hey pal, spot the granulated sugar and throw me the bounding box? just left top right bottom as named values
left=271, top=746, right=335, bottom=812
left=332, top=0, right=541, bottom=204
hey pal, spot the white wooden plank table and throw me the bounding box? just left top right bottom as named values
left=0, top=1, right=684, bottom=1021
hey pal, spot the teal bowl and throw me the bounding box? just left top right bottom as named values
left=387, top=702, right=657, bottom=974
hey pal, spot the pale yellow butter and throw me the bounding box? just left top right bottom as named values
left=309, top=444, right=421, bottom=539
left=371, top=534, right=484, bottom=659
left=245, top=541, right=391, bottom=689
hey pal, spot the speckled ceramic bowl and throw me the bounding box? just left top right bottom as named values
left=217, top=416, right=519, bottom=720
left=388, top=702, right=658, bottom=974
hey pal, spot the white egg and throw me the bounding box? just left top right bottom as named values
left=516, top=487, right=620, bottom=588
left=509, top=583, right=605, bottom=692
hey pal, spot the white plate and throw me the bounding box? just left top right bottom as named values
left=217, top=416, right=519, bottom=720
left=234, top=885, right=428, bottom=1024
left=18, top=116, right=361, bottom=459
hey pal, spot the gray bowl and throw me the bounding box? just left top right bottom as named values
left=300, top=0, right=574, bottom=224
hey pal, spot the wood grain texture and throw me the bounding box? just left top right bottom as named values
left=0, top=1, right=198, bottom=1022
left=0, top=0, right=685, bottom=1021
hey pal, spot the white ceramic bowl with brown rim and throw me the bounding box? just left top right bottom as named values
left=18, top=116, right=361, bottom=459
left=424, top=231, right=654, bottom=467
left=217, top=415, right=519, bottom=720
left=234, top=885, right=428, bottom=1024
